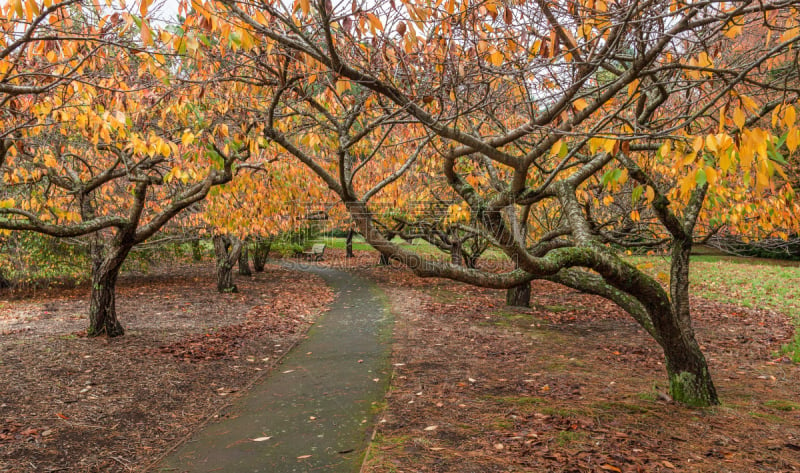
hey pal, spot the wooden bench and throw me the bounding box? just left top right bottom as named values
left=301, top=243, right=326, bottom=261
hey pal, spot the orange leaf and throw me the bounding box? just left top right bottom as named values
left=600, top=465, right=622, bottom=472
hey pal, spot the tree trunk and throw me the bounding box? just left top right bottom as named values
left=252, top=239, right=270, bottom=272
left=191, top=239, right=203, bottom=261
left=87, top=245, right=129, bottom=337
left=346, top=228, right=355, bottom=258
left=0, top=269, right=11, bottom=289
left=238, top=244, right=252, bottom=276
left=506, top=282, right=531, bottom=307
left=661, top=238, right=718, bottom=406
left=506, top=259, right=531, bottom=307
left=213, top=235, right=242, bottom=293
left=450, top=238, right=463, bottom=266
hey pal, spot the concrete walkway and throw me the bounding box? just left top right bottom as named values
left=155, top=266, right=393, bottom=472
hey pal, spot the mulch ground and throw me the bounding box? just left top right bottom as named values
left=0, top=262, right=333, bottom=472
left=2, top=249, right=800, bottom=472
left=324, top=250, right=800, bottom=473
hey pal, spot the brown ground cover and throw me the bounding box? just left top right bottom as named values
left=0, top=262, right=333, bottom=472
left=1, top=248, right=799, bottom=472
left=346, top=251, right=800, bottom=473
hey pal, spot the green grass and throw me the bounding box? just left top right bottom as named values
left=763, top=399, right=800, bottom=411
left=628, top=253, right=800, bottom=360
left=311, top=236, right=510, bottom=261
left=555, top=430, right=588, bottom=446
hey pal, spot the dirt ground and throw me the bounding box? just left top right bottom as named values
left=2, top=250, right=800, bottom=472
left=351, top=254, right=800, bottom=473
left=0, top=262, right=333, bottom=472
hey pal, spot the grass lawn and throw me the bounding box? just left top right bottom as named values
left=630, top=253, right=800, bottom=360
left=313, top=236, right=509, bottom=260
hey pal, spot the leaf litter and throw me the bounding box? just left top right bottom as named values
left=0, top=262, right=333, bottom=472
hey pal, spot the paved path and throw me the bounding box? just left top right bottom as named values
left=155, top=266, right=393, bottom=472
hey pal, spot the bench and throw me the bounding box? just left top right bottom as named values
left=301, top=243, right=326, bottom=261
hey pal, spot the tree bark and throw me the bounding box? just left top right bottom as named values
left=0, top=269, right=11, bottom=289
left=87, top=245, right=130, bottom=337
left=214, top=235, right=242, bottom=293
left=378, top=253, right=390, bottom=265
left=662, top=238, right=718, bottom=406
left=346, top=228, right=355, bottom=258
left=191, top=239, right=203, bottom=261
left=506, top=282, right=531, bottom=307
left=252, top=239, right=270, bottom=272
left=450, top=238, right=463, bottom=266
left=238, top=243, right=252, bottom=276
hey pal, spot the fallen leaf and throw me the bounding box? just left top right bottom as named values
left=297, top=454, right=312, bottom=459
left=424, top=425, right=438, bottom=431
left=600, top=465, right=622, bottom=472
left=252, top=436, right=272, bottom=442
left=663, top=460, right=676, bottom=468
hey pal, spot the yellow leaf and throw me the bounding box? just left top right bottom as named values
left=705, top=134, right=718, bottom=153
left=299, top=0, right=309, bottom=15
left=618, top=168, right=628, bottom=185
left=366, top=13, right=383, bottom=31
left=627, top=79, right=639, bottom=98
left=785, top=105, right=796, bottom=129
left=645, top=186, right=655, bottom=203
left=719, top=149, right=731, bottom=173
left=489, top=49, right=503, bottom=66
left=741, top=95, right=758, bottom=113
left=724, top=20, right=743, bottom=39
left=780, top=27, right=799, bottom=43
left=733, top=107, right=745, bottom=130
left=140, top=0, right=153, bottom=16
left=336, top=79, right=350, bottom=95
left=573, top=98, right=588, bottom=111
left=705, top=166, right=717, bottom=187
left=787, top=130, right=799, bottom=154
left=141, top=20, right=152, bottom=46
left=181, top=130, right=195, bottom=146
left=692, top=136, right=704, bottom=153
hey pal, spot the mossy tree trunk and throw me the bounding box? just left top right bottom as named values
left=346, top=228, right=355, bottom=258
left=191, top=239, right=203, bottom=261
left=238, top=242, right=252, bottom=276
left=506, top=282, right=531, bottom=307
left=662, top=237, right=718, bottom=405
left=87, top=243, right=131, bottom=337
left=214, top=235, right=243, bottom=293
left=252, top=239, right=271, bottom=272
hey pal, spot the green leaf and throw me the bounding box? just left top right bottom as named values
left=558, top=141, right=568, bottom=158
left=631, top=185, right=643, bottom=205
left=695, top=168, right=707, bottom=186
